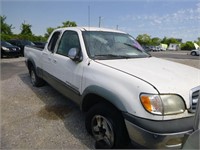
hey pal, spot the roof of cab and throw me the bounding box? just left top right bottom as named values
left=54, top=26, right=126, bottom=34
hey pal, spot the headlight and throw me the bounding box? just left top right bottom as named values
left=2, top=46, right=10, bottom=51
left=140, top=94, right=185, bottom=115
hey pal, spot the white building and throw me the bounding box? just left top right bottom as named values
left=167, top=43, right=180, bottom=51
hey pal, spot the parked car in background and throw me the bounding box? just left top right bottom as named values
left=142, top=45, right=151, bottom=52
left=149, top=46, right=156, bottom=51
left=8, top=39, right=35, bottom=56
left=149, top=46, right=160, bottom=52
left=33, top=41, right=46, bottom=49
left=1, top=41, right=21, bottom=58
left=190, top=49, right=200, bottom=56
left=155, top=46, right=161, bottom=51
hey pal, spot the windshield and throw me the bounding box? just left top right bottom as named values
left=22, top=40, right=35, bottom=46
left=1, top=41, right=14, bottom=47
left=82, top=31, right=150, bottom=59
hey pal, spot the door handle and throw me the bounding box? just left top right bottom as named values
left=42, top=53, right=48, bottom=56
left=53, top=59, right=57, bottom=63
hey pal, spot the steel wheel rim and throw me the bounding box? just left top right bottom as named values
left=91, top=115, right=114, bottom=148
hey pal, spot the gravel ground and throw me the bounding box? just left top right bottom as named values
left=1, top=58, right=94, bottom=149
left=0, top=55, right=199, bottom=149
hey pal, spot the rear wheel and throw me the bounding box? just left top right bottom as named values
left=30, top=66, right=45, bottom=87
left=85, top=103, right=129, bottom=149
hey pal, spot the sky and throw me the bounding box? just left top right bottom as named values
left=1, top=0, right=200, bottom=42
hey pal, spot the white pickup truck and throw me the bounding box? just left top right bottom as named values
left=24, top=27, right=200, bottom=149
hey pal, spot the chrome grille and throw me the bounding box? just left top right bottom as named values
left=189, top=86, right=200, bottom=113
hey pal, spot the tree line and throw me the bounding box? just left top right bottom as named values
left=1, top=15, right=77, bottom=42
left=1, top=15, right=199, bottom=50
left=136, top=34, right=200, bottom=50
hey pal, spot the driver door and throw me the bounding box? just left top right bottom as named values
left=51, top=30, right=83, bottom=102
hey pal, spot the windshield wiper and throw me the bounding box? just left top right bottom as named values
left=123, top=43, right=143, bottom=51
left=93, top=54, right=131, bottom=59
left=123, top=43, right=151, bottom=57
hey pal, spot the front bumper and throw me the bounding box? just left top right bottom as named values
left=123, top=113, right=194, bottom=149
left=2, top=50, right=21, bottom=57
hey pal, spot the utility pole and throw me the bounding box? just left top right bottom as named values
left=99, top=16, right=101, bottom=28
left=116, top=25, right=119, bottom=30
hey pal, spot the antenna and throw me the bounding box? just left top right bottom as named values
left=88, top=5, right=90, bottom=28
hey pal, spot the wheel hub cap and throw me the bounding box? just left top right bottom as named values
left=92, top=115, right=114, bottom=148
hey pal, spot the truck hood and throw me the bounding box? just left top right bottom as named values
left=96, top=57, right=200, bottom=108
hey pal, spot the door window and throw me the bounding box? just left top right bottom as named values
left=57, top=31, right=81, bottom=57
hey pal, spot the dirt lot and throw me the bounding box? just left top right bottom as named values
left=1, top=53, right=200, bottom=149
left=1, top=58, right=94, bottom=149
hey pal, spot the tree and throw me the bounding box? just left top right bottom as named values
left=44, top=27, right=55, bottom=39
left=0, top=15, right=14, bottom=34
left=194, top=37, right=200, bottom=46
left=44, top=20, right=77, bottom=39
left=181, top=41, right=195, bottom=50
left=151, top=37, right=161, bottom=46
left=136, top=34, right=151, bottom=45
left=60, top=20, right=77, bottom=27
left=20, top=22, right=32, bottom=35
left=161, top=37, right=180, bottom=45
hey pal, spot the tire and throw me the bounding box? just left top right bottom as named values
left=85, top=103, right=129, bottom=149
left=191, top=51, right=197, bottom=56
left=30, top=66, right=45, bottom=87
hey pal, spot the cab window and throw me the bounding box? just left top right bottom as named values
left=47, top=31, right=60, bottom=52
left=57, top=31, right=81, bottom=57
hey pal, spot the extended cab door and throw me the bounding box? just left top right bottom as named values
left=42, top=31, right=61, bottom=77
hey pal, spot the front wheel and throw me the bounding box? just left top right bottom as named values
left=85, top=103, right=129, bottom=149
left=191, top=51, right=197, bottom=56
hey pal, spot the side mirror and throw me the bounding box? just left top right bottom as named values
left=68, top=48, right=82, bottom=62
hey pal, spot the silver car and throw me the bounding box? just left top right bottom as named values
left=190, top=49, right=200, bottom=56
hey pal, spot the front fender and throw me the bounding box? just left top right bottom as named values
left=81, top=60, right=162, bottom=120
left=81, top=85, right=127, bottom=112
